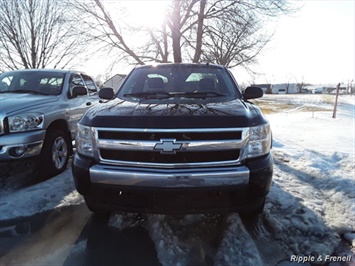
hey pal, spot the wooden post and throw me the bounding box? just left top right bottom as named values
left=332, top=83, right=340, bottom=118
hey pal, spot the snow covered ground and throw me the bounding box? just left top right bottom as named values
left=0, top=94, right=354, bottom=265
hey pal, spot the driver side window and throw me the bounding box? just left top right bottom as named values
left=70, top=74, right=85, bottom=89
left=69, top=74, right=85, bottom=98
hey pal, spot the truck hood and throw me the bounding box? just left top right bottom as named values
left=82, top=98, right=265, bottom=128
left=0, top=93, right=59, bottom=115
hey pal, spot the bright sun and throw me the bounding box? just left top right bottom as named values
left=123, top=1, right=170, bottom=28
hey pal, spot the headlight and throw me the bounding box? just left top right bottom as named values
left=247, top=123, right=271, bottom=158
left=8, top=113, right=44, bottom=132
left=76, top=124, right=95, bottom=157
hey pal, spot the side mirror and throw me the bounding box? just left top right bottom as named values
left=72, top=86, right=87, bottom=97
left=99, top=87, right=115, bottom=100
left=243, top=86, right=263, bottom=99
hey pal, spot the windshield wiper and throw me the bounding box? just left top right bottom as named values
left=123, top=91, right=226, bottom=101
left=124, top=92, right=172, bottom=99
left=181, top=91, right=226, bottom=98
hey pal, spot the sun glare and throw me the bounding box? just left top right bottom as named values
left=124, top=1, right=170, bottom=28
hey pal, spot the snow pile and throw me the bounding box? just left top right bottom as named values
left=264, top=95, right=354, bottom=258
left=147, top=214, right=190, bottom=266
left=0, top=168, right=83, bottom=220
left=214, top=214, right=262, bottom=265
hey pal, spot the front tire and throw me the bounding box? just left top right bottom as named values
left=39, top=129, right=70, bottom=178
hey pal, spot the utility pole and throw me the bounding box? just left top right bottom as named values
left=332, top=83, right=340, bottom=118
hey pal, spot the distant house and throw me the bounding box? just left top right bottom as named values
left=252, top=83, right=299, bottom=94
left=306, top=85, right=327, bottom=94
left=324, top=85, right=347, bottom=94
left=271, top=83, right=298, bottom=94
left=103, top=74, right=126, bottom=92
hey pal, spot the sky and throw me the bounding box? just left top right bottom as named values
left=82, top=0, right=355, bottom=87
left=1, top=94, right=354, bottom=264
left=235, top=0, right=355, bottom=86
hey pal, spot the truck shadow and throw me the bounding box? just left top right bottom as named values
left=0, top=157, right=74, bottom=191
left=63, top=213, right=160, bottom=266
left=0, top=159, right=40, bottom=190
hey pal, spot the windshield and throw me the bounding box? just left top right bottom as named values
left=0, top=71, right=65, bottom=95
left=117, top=64, right=241, bottom=103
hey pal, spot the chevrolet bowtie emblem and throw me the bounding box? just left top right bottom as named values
left=154, top=139, right=183, bottom=154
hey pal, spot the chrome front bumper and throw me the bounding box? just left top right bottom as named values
left=0, top=130, right=46, bottom=160
left=89, top=164, right=250, bottom=188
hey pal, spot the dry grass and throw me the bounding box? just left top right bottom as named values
left=251, top=94, right=335, bottom=115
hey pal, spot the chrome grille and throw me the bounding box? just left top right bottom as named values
left=98, top=131, right=242, bottom=141
left=94, top=127, right=249, bottom=168
left=100, top=149, right=240, bottom=163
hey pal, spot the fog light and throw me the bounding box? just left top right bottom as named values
left=15, top=147, right=25, bottom=156
left=9, top=146, right=25, bottom=157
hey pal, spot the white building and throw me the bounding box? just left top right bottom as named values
left=305, top=85, right=327, bottom=94
left=271, top=83, right=298, bottom=94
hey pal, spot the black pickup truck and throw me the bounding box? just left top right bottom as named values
left=72, top=63, right=273, bottom=215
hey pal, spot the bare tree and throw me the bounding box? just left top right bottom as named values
left=69, top=0, right=147, bottom=66
left=192, top=0, right=295, bottom=66
left=192, top=0, right=207, bottom=62
left=200, top=5, right=271, bottom=68
left=282, top=73, right=295, bottom=94
left=296, top=75, right=307, bottom=93
left=71, top=0, right=295, bottom=68
left=0, top=0, right=89, bottom=71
